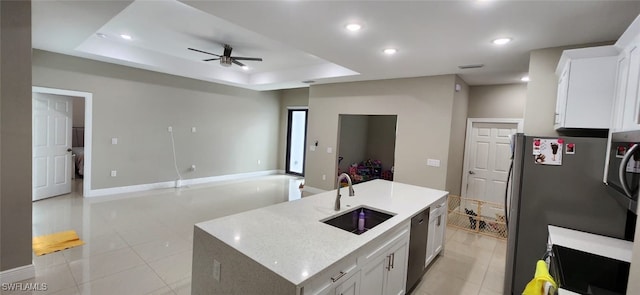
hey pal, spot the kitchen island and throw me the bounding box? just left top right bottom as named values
left=192, top=179, right=448, bottom=295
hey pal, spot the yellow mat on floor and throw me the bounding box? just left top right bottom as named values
left=32, top=230, right=84, bottom=256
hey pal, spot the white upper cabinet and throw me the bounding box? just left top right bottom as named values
left=555, top=46, right=618, bottom=130
left=611, top=14, right=640, bottom=132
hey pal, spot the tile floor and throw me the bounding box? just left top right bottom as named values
left=8, top=175, right=505, bottom=295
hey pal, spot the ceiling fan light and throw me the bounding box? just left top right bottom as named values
left=120, top=34, right=132, bottom=40
left=242, top=66, right=249, bottom=70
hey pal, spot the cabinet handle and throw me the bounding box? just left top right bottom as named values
left=437, top=215, right=441, bottom=226
left=330, top=271, right=347, bottom=283
left=386, top=255, right=390, bottom=270
left=391, top=253, right=395, bottom=269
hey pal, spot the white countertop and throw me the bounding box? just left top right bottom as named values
left=195, top=179, right=448, bottom=286
left=548, top=225, right=633, bottom=262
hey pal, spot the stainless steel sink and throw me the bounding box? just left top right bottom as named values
left=321, top=206, right=396, bottom=235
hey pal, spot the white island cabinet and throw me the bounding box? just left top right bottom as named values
left=191, top=180, right=448, bottom=295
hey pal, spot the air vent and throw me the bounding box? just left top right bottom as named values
left=458, top=64, right=484, bottom=69
left=302, top=80, right=316, bottom=84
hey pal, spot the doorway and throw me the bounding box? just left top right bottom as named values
left=461, top=118, right=523, bottom=204
left=32, top=86, right=93, bottom=199
left=337, top=115, right=397, bottom=186
left=286, top=108, right=308, bottom=176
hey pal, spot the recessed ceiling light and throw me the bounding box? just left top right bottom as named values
left=120, top=34, right=132, bottom=40
left=383, top=48, right=397, bottom=55
left=96, top=33, right=108, bottom=39
left=345, top=23, right=362, bottom=32
left=241, top=66, right=249, bottom=71
left=521, top=76, right=530, bottom=82
left=492, top=37, right=512, bottom=45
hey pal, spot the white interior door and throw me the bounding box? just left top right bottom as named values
left=462, top=122, right=517, bottom=205
left=33, top=93, right=73, bottom=201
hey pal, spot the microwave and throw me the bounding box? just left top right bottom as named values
left=606, top=131, right=640, bottom=214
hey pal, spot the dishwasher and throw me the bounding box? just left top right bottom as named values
left=406, top=207, right=429, bottom=293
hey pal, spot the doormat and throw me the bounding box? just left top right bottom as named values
left=32, top=230, right=84, bottom=256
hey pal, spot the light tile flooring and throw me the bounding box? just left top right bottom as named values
left=8, top=175, right=505, bottom=295
left=411, top=226, right=506, bottom=295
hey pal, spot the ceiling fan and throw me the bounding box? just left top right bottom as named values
left=188, top=44, right=263, bottom=67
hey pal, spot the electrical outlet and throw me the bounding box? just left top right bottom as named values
left=111, top=138, right=118, bottom=145
left=110, top=170, right=117, bottom=177
left=191, top=164, right=196, bottom=171
left=257, top=160, right=261, bottom=165
left=427, top=159, right=441, bottom=167
left=168, top=126, right=172, bottom=132
left=322, top=174, right=326, bottom=181
left=213, top=260, right=221, bottom=281
left=191, top=127, right=196, bottom=133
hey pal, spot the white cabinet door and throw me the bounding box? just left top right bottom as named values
left=555, top=65, right=570, bottom=127
left=554, top=47, right=617, bottom=130
left=385, top=239, right=408, bottom=295
left=622, top=44, right=640, bottom=131
left=433, top=213, right=445, bottom=255
left=360, top=230, right=410, bottom=295
left=334, top=271, right=360, bottom=295
left=360, top=252, right=386, bottom=295
left=611, top=53, right=630, bottom=131
left=425, top=216, right=437, bottom=266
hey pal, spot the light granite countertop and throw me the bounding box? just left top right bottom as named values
left=195, top=179, right=448, bottom=286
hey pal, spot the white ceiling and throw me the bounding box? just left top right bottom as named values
left=32, top=0, right=640, bottom=91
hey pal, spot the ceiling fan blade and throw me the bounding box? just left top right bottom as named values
left=232, top=59, right=246, bottom=67
left=188, top=48, right=220, bottom=57
left=203, top=58, right=220, bottom=61
left=231, top=57, right=263, bottom=61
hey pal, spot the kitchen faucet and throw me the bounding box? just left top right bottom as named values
left=335, top=173, right=355, bottom=211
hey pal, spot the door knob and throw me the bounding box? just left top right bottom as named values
left=67, top=148, right=72, bottom=152
left=468, top=171, right=475, bottom=175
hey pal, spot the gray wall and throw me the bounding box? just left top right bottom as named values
left=365, top=115, right=397, bottom=172
left=277, top=88, right=309, bottom=171
left=0, top=0, right=32, bottom=272
left=468, top=84, right=526, bottom=119
left=32, top=50, right=281, bottom=190
left=338, top=115, right=369, bottom=173
left=306, top=75, right=459, bottom=191
left=445, top=77, right=469, bottom=196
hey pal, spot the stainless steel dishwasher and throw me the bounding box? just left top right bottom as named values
left=406, top=207, right=429, bottom=293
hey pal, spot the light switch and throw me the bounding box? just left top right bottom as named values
left=310, top=145, right=316, bottom=151
left=111, top=138, right=118, bottom=145
left=327, top=147, right=333, bottom=153
left=427, top=159, right=441, bottom=167
left=110, top=170, right=117, bottom=177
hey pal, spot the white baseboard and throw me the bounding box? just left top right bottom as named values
left=86, top=170, right=283, bottom=197
left=0, top=264, right=35, bottom=284
left=303, top=185, right=327, bottom=195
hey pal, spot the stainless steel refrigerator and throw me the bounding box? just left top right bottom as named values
left=504, top=134, right=629, bottom=294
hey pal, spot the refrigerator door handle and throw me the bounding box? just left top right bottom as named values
left=618, top=143, right=639, bottom=198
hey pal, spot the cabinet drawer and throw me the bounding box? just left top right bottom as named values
left=430, top=198, right=446, bottom=219
left=302, top=256, right=358, bottom=295
left=357, top=221, right=410, bottom=266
